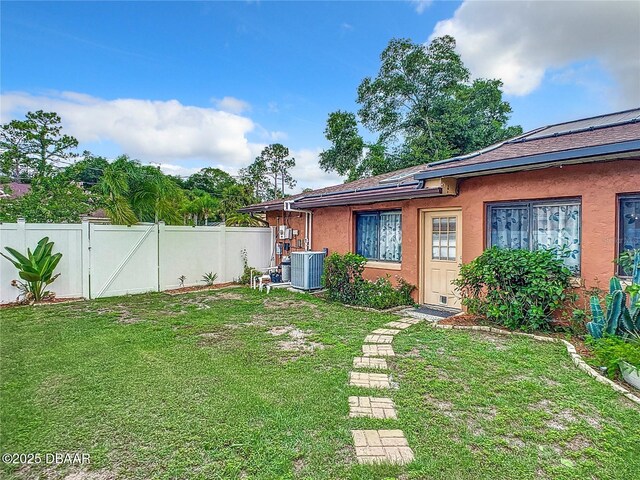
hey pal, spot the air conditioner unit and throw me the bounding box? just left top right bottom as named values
left=291, top=251, right=325, bottom=290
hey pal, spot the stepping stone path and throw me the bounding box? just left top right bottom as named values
left=351, top=430, right=414, bottom=464
left=348, top=317, right=419, bottom=465
left=371, top=328, right=401, bottom=336
left=362, top=344, right=395, bottom=357
left=353, top=357, right=388, bottom=369
left=350, top=372, right=392, bottom=389
left=349, top=396, right=397, bottom=419
left=364, top=334, right=394, bottom=344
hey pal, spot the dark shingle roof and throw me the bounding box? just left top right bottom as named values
left=242, top=108, right=640, bottom=212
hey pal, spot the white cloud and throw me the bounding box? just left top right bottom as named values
left=289, top=148, right=343, bottom=192
left=431, top=0, right=640, bottom=105
left=0, top=90, right=340, bottom=191
left=1, top=91, right=256, bottom=167
left=212, top=95, right=252, bottom=114
left=411, top=0, right=432, bottom=15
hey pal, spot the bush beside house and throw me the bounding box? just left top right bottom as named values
left=323, top=252, right=415, bottom=310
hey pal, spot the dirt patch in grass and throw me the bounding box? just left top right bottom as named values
left=14, top=466, right=116, bottom=480
left=268, top=324, right=325, bottom=352
left=64, top=470, right=116, bottom=480
left=424, top=364, right=451, bottom=380
left=470, top=332, right=509, bottom=351
left=503, top=435, right=525, bottom=449
left=424, top=394, right=456, bottom=417
left=565, top=435, right=593, bottom=452
left=214, top=292, right=246, bottom=301
left=164, top=282, right=235, bottom=295
left=293, top=457, right=306, bottom=476
left=529, top=399, right=603, bottom=432
left=113, top=306, right=142, bottom=324
left=263, top=298, right=317, bottom=310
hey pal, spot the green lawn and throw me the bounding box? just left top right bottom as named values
left=1, top=288, right=639, bottom=479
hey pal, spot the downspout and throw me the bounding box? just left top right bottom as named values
left=284, top=200, right=313, bottom=251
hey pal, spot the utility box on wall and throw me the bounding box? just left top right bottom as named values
left=291, top=251, right=325, bottom=290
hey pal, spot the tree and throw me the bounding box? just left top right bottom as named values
left=0, top=173, right=95, bottom=223
left=355, top=36, right=521, bottom=170
left=319, top=111, right=391, bottom=182
left=261, top=144, right=296, bottom=198
left=96, top=156, right=139, bottom=225
left=239, top=156, right=269, bottom=201
left=65, top=152, right=109, bottom=186
left=130, top=165, right=184, bottom=224
left=240, top=144, right=296, bottom=201
left=218, top=183, right=255, bottom=220
left=191, top=194, right=220, bottom=225
left=0, top=111, right=79, bottom=180
left=185, top=167, right=236, bottom=196
left=225, top=212, right=269, bottom=227
left=319, top=111, right=364, bottom=182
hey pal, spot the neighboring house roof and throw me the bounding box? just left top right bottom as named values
left=241, top=108, right=640, bottom=213
left=0, top=182, right=31, bottom=199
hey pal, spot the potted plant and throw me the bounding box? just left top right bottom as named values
left=620, top=359, right=640, bottom=389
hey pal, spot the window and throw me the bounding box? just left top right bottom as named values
left=488, top=199, right=581, bottom=273
left=356, top=211, right=402, bottom=262
left=432, top=216, right=457, bottom=261
left=619, top=194, right=640, bottom=276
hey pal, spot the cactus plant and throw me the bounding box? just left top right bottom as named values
left=588, top=253, right=640, bottom=339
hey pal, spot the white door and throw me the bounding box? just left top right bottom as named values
left=423, top=210, right=462, bottom=308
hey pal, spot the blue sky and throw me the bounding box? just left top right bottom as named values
left=2, top=1, right=639, bottom=190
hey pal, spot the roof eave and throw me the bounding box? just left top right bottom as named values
left=413, top=140, right=640, bottom=181
left=238, top=203, right=285, bottom=214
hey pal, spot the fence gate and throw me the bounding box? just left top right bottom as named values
left=89, top=224, right=159, bottom=299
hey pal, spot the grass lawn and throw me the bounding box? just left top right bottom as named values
left=1, top=288, right=639, bottom=479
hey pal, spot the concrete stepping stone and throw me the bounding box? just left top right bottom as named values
left=349, top=372, right=392, bottom=389
left=351, top=429, right=414, bottom=464
left=349, top=396, right=397, bottom=419
left=396, top=317, right=422, bottom=325
left=362, top=344, right=395, bottom=357
left=371, top=328, right=401, bottom=336
left=353, top=357, right=388, bottom=370
left=384, top=321, right=414, bottom=330
left=364, top=334, right=394, bottom=344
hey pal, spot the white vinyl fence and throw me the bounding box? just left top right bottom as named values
left=0, top=220, right=273, bottom=303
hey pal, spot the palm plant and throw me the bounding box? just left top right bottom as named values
left=202, top=272, right=218, bottom=286
left=1, top=237, right=62, bottom=302
left=132, top=167, right=184, bottom=224
left=225, top=212, right=269, bottom=227
left=192, top=194, right=219, bottom=225
left=96, top=156, right=139, bottom=225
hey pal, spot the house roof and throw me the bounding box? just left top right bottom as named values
left=241, top=108, right=640, bottom=213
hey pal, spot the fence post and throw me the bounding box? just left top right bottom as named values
left=218, top=224, right=227, bottom=282
left=81, top=220, right=91, bottom=300
left=157, top=221, right=165, bottom=292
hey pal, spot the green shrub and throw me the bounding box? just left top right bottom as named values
left=453, top=247, right=572, bottom=330
left=1, top=237, right=63, bottom=303
left=237, top=248, right=259, bottom=285
left=588, top=335, right=640, bottom=379
left=323, top=252, right=415, bottom=309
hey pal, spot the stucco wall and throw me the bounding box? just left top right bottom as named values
left=268, top=159, right=639, bottom=300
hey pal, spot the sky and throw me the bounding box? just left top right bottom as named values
left=1, top=0, right=639, bottom=192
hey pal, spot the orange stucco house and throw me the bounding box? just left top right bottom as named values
left=242, top=109, right=640, bottom=308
